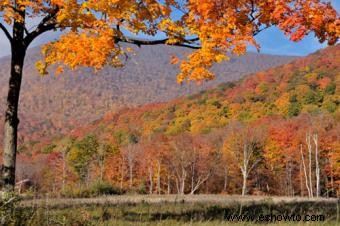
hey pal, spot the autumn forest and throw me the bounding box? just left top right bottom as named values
left=10, top=44, right=339, bottom=198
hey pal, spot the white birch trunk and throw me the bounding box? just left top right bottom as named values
left=313, top=133, right=320, bottom=197
left=306, top=133, right=314, bottom=197
left=300, top=144, right=311, bottom=197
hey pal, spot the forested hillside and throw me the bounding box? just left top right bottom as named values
left=0, top=45, right=294, bottom=143
left=13, top=45, right=339, bottom=197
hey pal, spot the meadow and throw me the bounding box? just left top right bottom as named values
left=3, top=195, right=338, bottom=226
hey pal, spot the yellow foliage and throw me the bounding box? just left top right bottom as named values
left=275, top=92, right=290, bottom=116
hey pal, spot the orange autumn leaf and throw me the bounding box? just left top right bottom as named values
left=0, top=0, right=337, bottom=82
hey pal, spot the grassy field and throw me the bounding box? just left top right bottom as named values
left=4, top=195, right=340, bottom=225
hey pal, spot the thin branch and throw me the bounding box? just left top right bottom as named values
left=0, top=197, right=16, bottom=208
left=24, top=7, right=59, bottom=46
left=0, top=22, right=12, bottom=42
left=190, top=172, right=211, bottom=194
left=118, top=23, right=265, bottom=50
left=117, top=36, right=201, bottom=49
left=248, top=158, right=261, bottom=176
left=253, top=25, right=270, bottom=36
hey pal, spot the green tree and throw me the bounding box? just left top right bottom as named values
left=67, top=135, right=99, bottom=185
left=325, top=82, right=336, bottom=95
left=287, top=102, right=302, bottom=117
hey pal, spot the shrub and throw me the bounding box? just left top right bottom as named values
left=42, top=144, right=57, bottom=154
left=325, top=82, right=336, bottom=95
left=137, top=182, right=147, bottom=195
left=304, top=90, right=316, bottom=104
left=309, top=81, right=319, bottom=90
left=125, top=183, right=147, bottom=195
left=61, top=182, right=123, bottom=198
left=250, top=94, right=266, bottom=102
left=289, top=94, right=298, bottom=103
left=287, top=102, right=301, bottom=117
left=89, top=181, right=123, bottom=196
left=323, top=100, right=337, bottom=113
left=196, top=97, right=207, bottom=105
left=217, top=82, right=235, bottom=91
left=219, top=106, right=229, bottom=118
left=233, top=95, right=245, bottom=104
left=0, top=192, right=35, bottom=225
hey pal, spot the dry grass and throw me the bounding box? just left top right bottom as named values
left=9, top=195, right=339, bottom=226
left=101, top=220, right=339, bottom=226
left=19, top=194, right=338, bottom=208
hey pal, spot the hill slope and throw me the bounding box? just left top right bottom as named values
left=0, top=45, right=294, bottom=142
left=14, top=45, right=340, bottom=197
left=65, top=45, right=339, bottom=139
left=17, top=45, right=340, bottom=197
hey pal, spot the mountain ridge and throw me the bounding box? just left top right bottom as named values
left=64, top=44, right=339, bottom=140
left=0, top=45, right=295, bottom=143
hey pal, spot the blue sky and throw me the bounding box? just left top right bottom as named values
left=249, top=0, right=340, bottom=56
left=0, top=0, right=339, bottom=57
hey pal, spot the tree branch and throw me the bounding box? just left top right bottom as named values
left=24, top=7, right=59, bottom=46
left=0, top=23, right=12, bottom=42
left=117, top=25, right=265, bottom=50
left=24, top=23, right=57, bottom=46
left=190, top=172, right=211, bottom=194
left=117, top=37, right=201, bottom=49
left=253, top=25, right=270, bottom=36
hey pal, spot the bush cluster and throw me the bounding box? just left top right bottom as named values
left=61, top=181, right=124, bottom=198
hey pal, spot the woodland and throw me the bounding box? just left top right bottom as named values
left=14, top=45, right=339, bottom=198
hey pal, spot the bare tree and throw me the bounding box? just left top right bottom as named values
left=300, top=144, right=311, bottom=197
left=97, top=142, right=114, bottom=182
left=224, top=122, right=263, bottom=196
left=122, top=144, right=140, bottom=188
left=189, top=145, right=213, bottom=194
left=170, top=142, right=190, bottom=194
left=305, top=131, right=321, bottom=198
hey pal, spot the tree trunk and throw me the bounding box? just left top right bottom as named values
left=120, top=156, right=124, bottom=190
left=100, top=156, right=104, bottom=182
left=129, top=164, right=133, bottom=188
left=180, top=167, right=186, bottom=195
left=241, top=144, right=248, bottom=196
left=62, top=150, right=66, bottom=191
left=157, top=160, right=161, bottom=194
left=223, top=167, right=228, bottom=192
left=2, top=24, right=26, bottom=191
left=299, top=161, right=303, bottom=196
left=300, top=144, right=311, bottom=197
left=330, top=161, right=334, bottom=196
left=241, top=173, right=247, bottom=196
left=306, top=133, right=314, bottom=197
left=148, top=167, right=153, bottom=194
left=313, top=134, right=320, bottom=197
left=167, top=175, right=170, bottom=195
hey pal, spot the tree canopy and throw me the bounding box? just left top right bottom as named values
left=1, top=0, right=338, bottom=82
